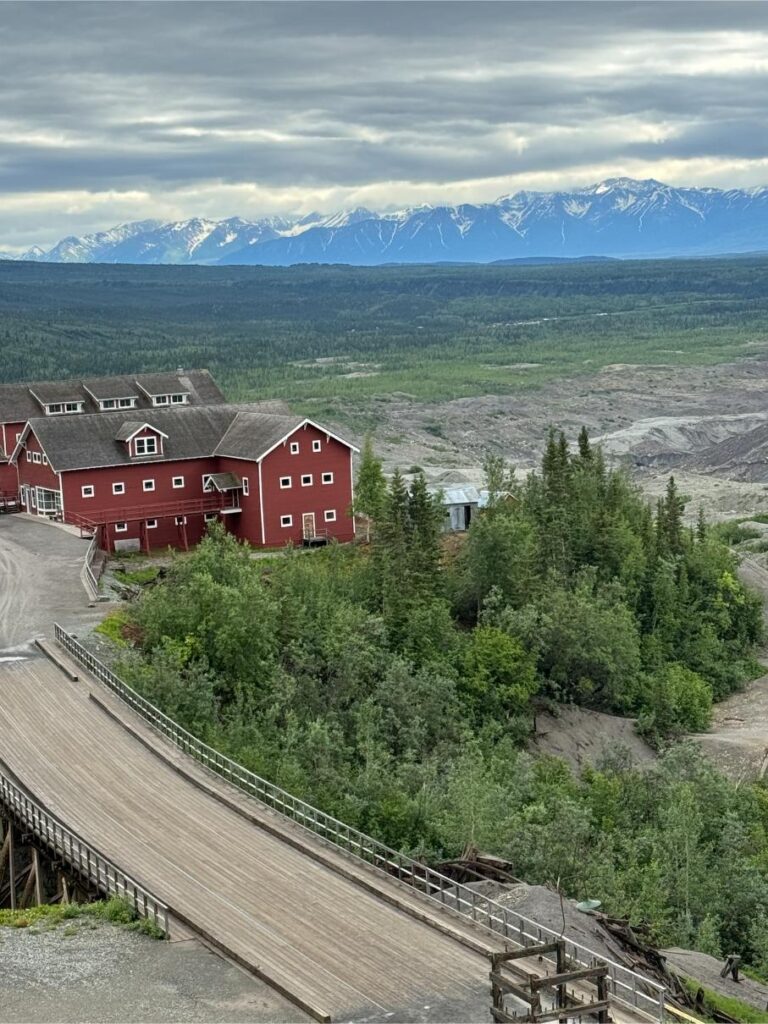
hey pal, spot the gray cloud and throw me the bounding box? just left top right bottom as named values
left=2, top=1, right=768, bottom=249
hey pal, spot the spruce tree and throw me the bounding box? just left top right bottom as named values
left=354, top=433, right=387, bottom=540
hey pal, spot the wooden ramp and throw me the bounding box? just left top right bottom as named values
left=0, top=656, right=494, bottom=1022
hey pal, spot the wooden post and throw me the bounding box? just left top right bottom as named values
left=140, top=521, right=150, bottom=555
left=556, top=939, right=566, bottom=1014
left=8, top=823, right=15, bottom=910
left=596, top=974, right=609, bottom=1024
left=179, top=520, right=189, bottom=551
left=33, top=848, right=43, bottom=905
left=59, top=872, right=69, bottom=905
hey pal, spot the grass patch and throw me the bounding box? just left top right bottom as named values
left=0, top=897, right=164, bottom=939
left=680, top=976, right=766, bottom=1023
left=95, top=608, right=132, bottom=646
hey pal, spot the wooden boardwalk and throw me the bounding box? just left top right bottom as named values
left=0, top=655, right=495, bottom=1022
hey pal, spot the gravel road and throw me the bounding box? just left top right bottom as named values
left=0, top=514, right=105, bottom=653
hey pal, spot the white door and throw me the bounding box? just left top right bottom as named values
left=302, top=512, right=316, bottom=540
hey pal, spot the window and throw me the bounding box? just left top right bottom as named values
left=143, top=479, right=155, bottom=492
left=81, top=485, right=94, bottom=498
left=301, top=474, right=313, bottom=487
left=175, top=515, right=187, bottom=526
left=42, top=455, right=48, bottom=466
left=64, top=402, right=82, bottom=413
left=146, top=518, right=157, bottom=529
left=32, top=452, right=42, bottom=464
left=242, top=477, right=249, bottom=496
left=204, top=512, right=218, bottom=523
left=112, top=482, right=125, bottom=495
left=118, top=397, right=135, bottom=409
left=279, top=476, right=292, bottom=489
left=115, top=522, right=127, bottom=533
left=48, top=403, right=62, bottom=414
left=312, top=440, right=322, bottom=453
left=324, top=509, right=337, bottom=522
left=134, top=436, right=157, bottom=456
left=170, top=393, right=187, bottom=404
left=153, top=395, right=169, bottom=405
left=172, top=476, right=184, bottom=489
left=280, top=514, right=293, bottom=528
left=321, top=472, right=334, bottom=485
left=25, top=451, right=31, bottom=462
left=101, top=399, right=116, bottom=410
left=290, top=441, right=300, bottom=454
left=15, top=433, right=21, bottom=442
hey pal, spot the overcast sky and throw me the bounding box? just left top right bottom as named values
left=2, top=1, right=768, bottom=250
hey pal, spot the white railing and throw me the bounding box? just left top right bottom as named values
left=0, top=762, right=169, bottom=935
left=80, top=533, right=100, bottom=600
left=54, top=623, right=666, bottom=1020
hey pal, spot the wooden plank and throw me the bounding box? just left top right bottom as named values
left=489, top=970, right=539, bottom=1005
left=530, top=965, right=608, bottom=991
left=492, top=941, right=563, bottom=965
left=533, top=1000, right=611, bottom=1023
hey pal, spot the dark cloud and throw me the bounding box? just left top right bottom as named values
left=2, top=1, right=768, bottom=248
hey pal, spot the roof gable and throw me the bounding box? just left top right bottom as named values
left=115, top=421, right=169, bottom=443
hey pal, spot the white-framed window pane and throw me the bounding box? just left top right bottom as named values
left=172, top=476, right=184, bottom=488
left=279, top=476, right=291, bottom=489
left=280, top=514, right=293, bottom=527
left=115, top=522, right=127, bottom=532
left=324, top=509, right=337, bottom=522
left=143, top=479, right=155, bottom=492
left=242, top=477, right=249, bottom=496
left=312, top=440, right=321, bottom=452
left=113, top=482, right=125, bottom=495
left=81, top=485, right=94, bottom=498
left=290, top=442, right=300, bottom=454
left=301, top=474, right=313, bottom=486
left=146, top=518, right=157, bottom=529
left=322, top=472, right=333, bottom=484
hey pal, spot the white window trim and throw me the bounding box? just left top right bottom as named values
left=324, top=509, right=337, bottom=522
left=81, top=485, right=95, bottom=498
left=134, top=436, right=158, bottom=457
left=146, top=518, right=158, bottom=529
left=204, top=512, right=218, bottom=522
left=321, top=472, right=334, bottom=484
left=114, top=522, right=128, bottom=533
left=280, top=514, right=293, bottom=528
left=143, top=479, right=155, bottom=492
left=172, top=476, right=185, bottom=489
left=42, top=455, right=48, bottom=466
left=242, top=477, right=249, bottom=496
left=290, top=441, right=300, bottom=454
left=33, top=452, right=42, bottom=464
left=301, top=474, right=313, bottom=487
left=25, top=451, right=31, bottom=462
left=312, top=440, right=322, bottom=452
left=279, top=476, right=292, bottom=489
left=112, top=482, right=125, bottom=495
left=175, top=515, right=187, bottom=526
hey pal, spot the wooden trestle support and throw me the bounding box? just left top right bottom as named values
left=490, top=941, right=611, bottom=1023
left=0, top=814, right=95, bottom=910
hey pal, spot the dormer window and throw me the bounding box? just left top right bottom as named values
left=171, top=393, right=187, bottom=404
left=45, top=401, right=84, bottom=415
left=119, top=397, right=136, bottom=409
left=134, top=436, right=158, bottom=456
left=153, top=395, right=169, bottom=406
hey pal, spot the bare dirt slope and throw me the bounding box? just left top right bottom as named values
left=662, top=947, right=768, bottom=1013
left=377, top=355, right=768, bottom=521
left=530, top=706, right=656, bottom=772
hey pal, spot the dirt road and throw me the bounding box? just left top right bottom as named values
left=0, top=514, right=104, bottom=653
left=693, top=555, right=768, bottom=780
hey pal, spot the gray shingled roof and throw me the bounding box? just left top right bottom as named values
left=215, top=412, right=305, bottom=462
left=28, top=406, right=238, bottom=472
left=18, top=406, right=349, bottom=474
left=0, top=369, right=225, bottom=422
left=205, top=472, right=243, bottom=491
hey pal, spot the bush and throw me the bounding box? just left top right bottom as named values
left=639, top=663, right=713, bottom=739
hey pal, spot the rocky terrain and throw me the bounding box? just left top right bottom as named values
left=374, top=353, right=768, bottom=522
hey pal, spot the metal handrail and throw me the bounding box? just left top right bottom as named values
left=0, top=761, right=169, bottom=935
left=54, top=624, right=666, bottom=1020
left=81, top=533, right=100, bottom=600
left=64, top=494, right=226, bottom=530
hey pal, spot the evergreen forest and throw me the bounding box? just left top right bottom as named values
left=109, top=431, right=768, bottom=971
left=4, top=256, right=768, bottom=425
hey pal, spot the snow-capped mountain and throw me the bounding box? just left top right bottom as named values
left=14, top=179, right=768, bottom=266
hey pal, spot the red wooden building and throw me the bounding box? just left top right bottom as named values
left=1, top=370, right=357, bottom=551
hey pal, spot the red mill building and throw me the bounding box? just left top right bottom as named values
left=0, top=370, right=356, bottom=551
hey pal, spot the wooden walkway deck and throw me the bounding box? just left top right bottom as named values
left=0, top=656, right=495, bottom=1022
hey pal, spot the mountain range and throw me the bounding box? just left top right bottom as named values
left=9, top=178, right=768, bottom=266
